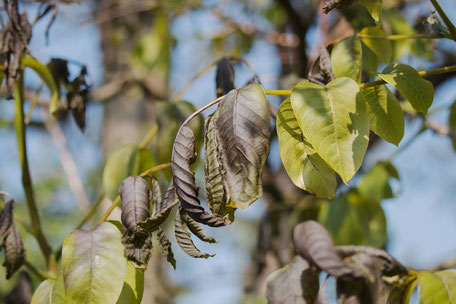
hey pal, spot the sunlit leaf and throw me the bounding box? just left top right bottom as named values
left=31, top=279, right=55, bottom=304
left=360, top=27, right=392, bottom=64
left=51, top=269, right=66, bottom=304
left=331, top=35, right=362, bottom=82
left=116, top=261, right=144, bottom=304
left=358, top=0, right=382, bottom=24
left=276, top=98, right=336, bottom=198
left=434, top=270, right=456, bottom=302
left=290, top=77, right=369, bottom=183
left=378, top=64, right=434, bottom=114
left=418, top=270, right=454, bottom=304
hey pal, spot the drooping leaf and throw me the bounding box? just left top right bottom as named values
left=213, top=83, right=271, bottom=209
left=378, top=64, right=434, bottom=114
left=216, top=58, right=235, bottom=96
left=204, top=113, right=236, bottom=222
left=116, top=261, right=144, bottom=304
left=360, top=27, right=392, bottom=64
left=156, top=227, right=176, bottom=269
left=449, top=100, right=456, bottom=150
left=150, top=177, right=163, bottom=214
left=331, top=35, right=362, bottom=82
left=120, top=176, right=151, bottom=233
left=181, top=211, right=217, bottom=244
left=62, top=222, right=127, bottom=304
left=418, top=270, right=454, bottom=304
left=171, top=125, right=226, bottom=226
left=3, top=222, right=25, bottom=279
left=321, top=0, right=355, bottom=14
left=363, top=85, right=404, bottom=145
left=358, top=161, right=399, bottom=203
left=31, top=279, right=55, bottom=304
left=0, top=200, right=14, bottom=245
left=265, top=256, right=319, bottom=304
left=358, top=0, right=382, bottom=24
left=276, top=98, right=337, bottom=198
left=5, top=272, right=32, bottom=304
left=139, top=181, right=180, bottom=232
left=173, top=208, right=214, bottom=259
left=293, top=220, right=363, bottom=279
left=318, top=190, right=387, bottom=248
left=290, top=77, right=369, bottom=183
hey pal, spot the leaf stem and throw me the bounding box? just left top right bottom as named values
left=429, top=0, right=456, bottom=41
left=14, top=70, right=52, bottom=266
left=357, top=33, right=450, bottom=40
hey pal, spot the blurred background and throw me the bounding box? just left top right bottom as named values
left=1, top=0, right=456, bottom=303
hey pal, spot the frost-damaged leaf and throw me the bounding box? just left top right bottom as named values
left=204, top=113, right=236, bottom=222
left=363, top=85, right=404, bottom=146
left=276, top=99, right=336, bottom=199
left=265, top=256, right=319, bottom=304
left=116, top=261, right=144, bottom=304
left=321, top=0, right=354, bottom=14
left=181, top=211, right=217, bottom=244
left=331, top=35, right=362, bottom=83
left=216, top=58, right=235, bottom=96
left=31, top=279, right=55, bottom=304
left=0, top=200, right=14, bottom=245
left=418, top=270, right=456, bottom=304
left=291, top=78, right=369, bottom=183
left=378, top=64, right=434, bottom=114
left=120, top=176, right=153, bottom=266
left=360, top=27, right=392, bottom=64
left=448, top=100, right=456, bottom=151
left=214, top=83, right=271, bottom=209
left=62, top=222, right=127, bottom=304
left=139, top=181, right=180, bottom=232
left=358, top=0, right=382, bottom=24
left=5, top=272, right=32, bottom=304
left=174, top=208, right=214, bottom=259
left=293, top=221, right=363, bottom=280
left=171, top=125, right=226, bottom=226
left=156, top=227, right=176, bottom=269
left=3, top=222, right=25, bottom=279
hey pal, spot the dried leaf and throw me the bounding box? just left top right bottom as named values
left=0, top=200, right=14, bottom=245
left=156, top=227, right=176, bottom=269
left=5, top=272, right=32, bottom=304
left=216, top=58, right=235, bottom=97
left=171, top=125, right=226, bottom=227
left=181, top=212, right=217, bottom=244
left=322, top=0, right=355, bottom=14
left=319, top=45, right=335, bottom=82
left=3, top=222, right=26, bottom=279
left=150, top=177, right=163, bottom=214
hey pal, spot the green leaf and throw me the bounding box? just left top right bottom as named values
left=62, top=222, right=127, bottom=304
left=418, top=270, right=453, bottom=304
left=331, top=35, right=362, bottom=82
left=116, top=262, right=144, bottom=304
left=358, top=161, right=399, bottom=203
left=276, top=98, right=337, bottom=198
left=31, top=279, right=55, bottom=304
left=51, top=269, right=66, bottom=304
left=318, top=190, right=387, bottom=248
left=360, top=27, right=392, bottom=64
left=363, top=85, right=404, bottom=145
left=448, top=100, right=456, bottom=150
left=361, top=41, right=379, bottom=76
left=21, top=57, right=60, bottom=117
left=434, top=270, right=456, bottom=302
left=290, top=78, right=369, bottom=183
left=378, top=64, right=434, bottom=114
left=213, top=83, right=271, bottom=209
left=382, top=10, right=414, bottom=61
left=358, top=0, right=382, bottom=24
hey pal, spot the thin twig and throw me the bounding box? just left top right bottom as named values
left=429, top=0, right=456, bottom=41
left=24, top=260, right=51, bottom=281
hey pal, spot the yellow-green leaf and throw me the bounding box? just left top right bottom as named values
left=116, top=262, right=144, bottom=304
left=434, top=270, right=456, bottom=302
left=331, top=35, right=362, bottom=83
left=276, top=98, right=336, bottom=198
left=418, top=270, right=453, bottom=304
left=378, top=64, right=434, bottom=114
left=290, top=77, right=369, bottom=183
left=360, top=27, right=392, bottom=64
left=358, top=161, right=399, bottom=203
left=363, top=85, right=404, bottom=145
left=358, top=0, right=382, bottom=24
left=31, top=279, right=55, bottom=304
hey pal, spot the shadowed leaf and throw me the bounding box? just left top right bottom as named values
left=331, top=35, right=362, bottom=83
left=360, top=27, right=392, bottom=64
left=358, top=0, right=382, bottom=24
left=5, top=272, right=32, bottom=304
left=116, top=261, right=144, bottom=304
left=156, top=227, right=176, bottom=269
left=216, top=58, right=235, bottom=96
left=448, top=100, right=456, bottom=150
left=0, top=200, right=14, bottom=246
left=181, top=211, right=217, bottom=244
left=120, top=176, right=151, bottom=233
left=31, top=279, right=55, bottom=304
left=322, top=0, right=354, bottom=14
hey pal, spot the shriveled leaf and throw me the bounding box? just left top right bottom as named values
left=139, top=181, right=180, bottom=232
left=150, top=177, right=163, bottom=214
left=3, top=223, right=25, bottom=279
left=293, top=220, right=361, bottom=279
left=319, top=45, right=335, bottom=82
left=171, top=125, right=226, bottom=226
left=418, top=270, right=454, bottom=304
left=276, top=98, right=336, bottom=198
left=62, top=222, right=127, bottom=304
left=31, top=279, right=55, bottom=304
left=360, top=27, right=392, bottom=64
left=5, top=272, right=32, bottom=304
left=331, top=35, right=362, bottom=82
left=318, top=190, right=387, bottom=248
left=290, top=77, right=369, bottom=183
left=265, top=256, right=319, bottom=304
left=448, top=100, right=456, bottom=150
left=204, top=113, right=235, bottom=222
left=216, top=58, right=235, bottom=96
left=181, top=211, right=217, bottom=244
left=358, top=161, right=399, bottom=203
left=156, top=227, right=176, bottom=269
left=322, top=0, right=355, bottom=14
left=363, top=85, right=404, bottom=145
left=378, top=64, right=434, bottom=114
left=214, top=83, right=271, bottom=209
left=358, top=0, right=382, bottom=24
left=174, top=208, right=214, bottom=259
left=0, top=200, right=14, bottom=245
left=122, top=229, right=152, bottom=267
left=120, top=176, right=151, bottom=232
left=116, top=261, right=144, bottom=304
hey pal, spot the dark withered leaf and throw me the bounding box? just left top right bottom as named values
left=47, top=58, right=70, bottom=86
left=171, top=125, right=227, bottom=227
left=322, top=0, right=355, bottom=14
left=156, top=227, right=176, bottom=269
left=216, top=58, right=235, bottom=97
left=265, top=255, right=319, bottom=304
left=122, top=229, right=152, bottom=267
left=67, top=66, right=90, bottom=131
left=3, top=223, right=26, bottom=279
left=139, top=181, right=180, bottom=232
left=204, top=113, right=236, bottom=223
left=150, top=177, right=163, bottom=214
left=319, top=45, right=335, bottom=82
left=5, top=271, right=32, bottom=304
left=174, top=208, right=214, bottom=259
left=120, top=176, right=151, bottom=233
left=181, top=211, right=217, bottom=244
left=213, top=83, right=271, bottom=209
left=293, top=221, right=363, bottom=280
left=0, top=200, right=14, bottom=245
